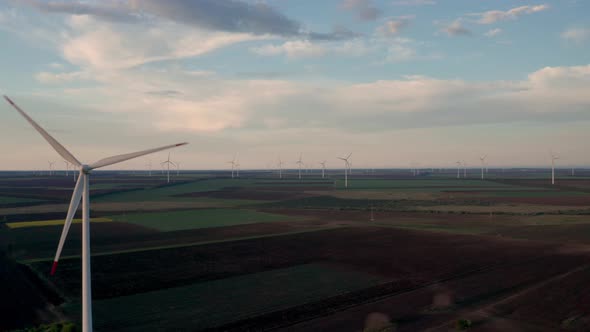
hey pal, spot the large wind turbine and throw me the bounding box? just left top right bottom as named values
left=550, top=151, right=559, bottom=185
left=161, top=152, right=176, bottom=183
left=64, top=160, right=70, bottom=177
left=338, top=153, right=352, bottom=188
left=296, top=153, right=304, bottom=179
left=4, top=95, right=187, bottom=332
left=319, top=161, right=327, bottom=179
left=479, top=155, right=487, bottom=180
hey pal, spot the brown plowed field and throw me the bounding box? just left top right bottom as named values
left=34, top=226, right=577, bottom=302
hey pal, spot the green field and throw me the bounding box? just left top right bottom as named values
left=333, top=179, right=527, bottom=190
left=109, top=208, right=295, bottom=231
left=6, top=217, right=112, bottom=229
left=95, top=179, right=258, bottom=202
left=0, top=195, right=45, bottom=205
left=85, top=263, right=385, bottom=331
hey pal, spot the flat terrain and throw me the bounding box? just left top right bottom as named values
left=2, top=170, right=590, bottom=331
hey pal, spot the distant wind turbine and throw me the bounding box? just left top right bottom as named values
left=463, top=161, right=467, bottom=178
left=479, top=155, right=487, bottom=180
left=4, top=95, right=187, bottom=332
left=550, top=151, right=559, bottom=185
left=319, top=161, right=327, bottom=179
left=48, top=161, right=55, bottom=176
left=277, top=157, right=285, bottom=179
left=161, top=152, right=177, bottom=183
left=338, top=153, right=352, bottom=188
left=146, top=160, right=152, bottom=177
left=227, top=154, right=237, bottom=178
left=64, top=160, right=70, bottom=177
left=456, top=161, right=462, bottom=179
left=296, top=153, right=304, bottom=179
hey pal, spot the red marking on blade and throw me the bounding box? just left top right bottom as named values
left=50, top=261, right=58, bottom=275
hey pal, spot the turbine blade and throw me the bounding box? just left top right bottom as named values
left=51, top=173, right=83, bottom=275
left=4, top=96, right=81, bottom=167
left=89, top=143, right=188, bottom=170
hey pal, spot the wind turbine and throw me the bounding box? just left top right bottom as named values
left=145, top=160, right=152, bottom=177
left=296, top=153, right=304, bottom=179
left=455, top=161, right=462, bottom=179
left=479, top=155, right=487, bottom=180
left=64, top=160, right=70, bottom=177
left=338, top=153, right=352, bottom=188
left=319, top=161, right=327, bottom=179
left=550, top=151, right=559, bottom=185
left=463, top=161, right=467, bottom=178
left=4, top=95, right=187, bottom=332
left=227, top=154, right=237, bottom=178
left=161, top=153, right=176, bottom=183
left=278, top=157, right=285, bottom=179
left=48, top=161, right=55, bottom=176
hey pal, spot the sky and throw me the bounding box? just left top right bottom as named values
left=0, top=0, right=589, bottom=170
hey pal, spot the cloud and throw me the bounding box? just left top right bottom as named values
left=442, top=20, right=471, bottom=36
left=250, top=38, right=373, bottom=59
left=392, top=0, right=435, bottom=5
left=561, top=28, right=590, bottom=44
left=250, top=40, right=327, bottom=59
left=18, top=0, right=140, bottom=23
left=60, top=16, right=267, bottom=70
left=341, top=0, right=382, bottom=21
left=377, top=17, right=413, bottom=36
left=474, top=4, right=549, bottom=25
left=35, top=71, right=90, bottom=83
left=385, top=38, right=417, bottom=62
left=17, top=0, right=355, bottom=41
left=485, top=28, right=502, bottom=37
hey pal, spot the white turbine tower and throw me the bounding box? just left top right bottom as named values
left=161, top=153, right=177, bottom=183
left=463, top=161, right=467, bottom=178
left=48, top=161, right=55, bottom=176
left=146, top=160, right=152, bottom=177
left=319, top=161, right=327, bottom=179
left=338, top=153, right=352, bottom=188
left=227, top=154, right=237, bottom=178
left=278, top=157, right=285, bottom=179
left=456, top=161, right=462, bottom=179
left=64, top=160, right=70, bottom=177
left=296, top=153, right=304, bottom=179
left=4, top=95, right=187, bottom=332
left=550, top=151, right=559, bottom=185
left=479, top=155, right=487, bottom=180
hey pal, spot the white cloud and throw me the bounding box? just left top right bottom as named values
left=35, top=71, right=90, bottom=83
left=250, top=40, right=327, bottom=59
left=561, top=28, right=590, bottom=44
left=485, top=28, right=502, bottom=37
left=341, top=0, right=381, bottom=21
left=442, top=19, right=471, bottom=36
left=474, top=5, right=549, bottom=25
left=60, top=16, right=268, bottom=71
left=392, top=0, right=435, bottom=5
left=377, top=17, right=413, bottom=36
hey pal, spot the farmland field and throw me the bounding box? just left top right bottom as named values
left=109, top=208, right=297, bottom=231
left=85, top=263, right=385, bottom=331
left=3, top=170, right=590, bottom=332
